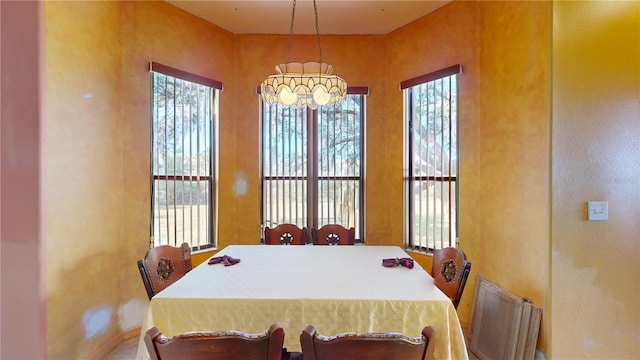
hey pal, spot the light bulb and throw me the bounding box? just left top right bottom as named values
left=279, top=87, right=297, bottom=105
left=313, top=87, right=330, bottom=105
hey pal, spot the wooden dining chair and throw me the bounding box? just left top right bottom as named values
left=137, top=242, right=192, bottom=300
left=431, top=247, right=472, bottom=309
left=263, top=223, right=308, bottom=245
left=144, top=322, right=286, bottom=360
left=300, top=325, right=434, bottom=360
left=311, top=224, right=355, bottom=245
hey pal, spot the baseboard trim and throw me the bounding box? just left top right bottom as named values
left=124, top=326, right=141, bottom=339
left=87, top=332, right=123, bottom=360
left=87, top=327, right=141, bottom=360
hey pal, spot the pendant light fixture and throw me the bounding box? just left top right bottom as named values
left=260, top=0, right=347, bottom=110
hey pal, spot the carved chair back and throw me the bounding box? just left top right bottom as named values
left=431, top=247, right=472, bottom=308
left=311, top=224, right=355, bottom=245
left=138, top=243, right=192, bottom=300
left=144, top=322, right=286, bottom=360
left=264, top=224, right=308, bottom=245
left=300, top=325, right=434, bottom=360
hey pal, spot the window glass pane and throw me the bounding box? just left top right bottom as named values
left=152, top=179, right=211, bottom=245
left=317, top=96, right=362, bottom=238
left=262, top=106, right=308, bottom=228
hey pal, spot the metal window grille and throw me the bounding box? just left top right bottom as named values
left=261, top=95, right=364, bottom=240
left=403, top=65, right=460, bottom=250
left=150, top=63, right=219, bottom=250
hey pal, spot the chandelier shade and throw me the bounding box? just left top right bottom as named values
left=260, top=0, right=347, bottom=109
left=261, top=62, right=347, bottom=110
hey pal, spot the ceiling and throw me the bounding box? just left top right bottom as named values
left=167, top=1, right=451, bottom=35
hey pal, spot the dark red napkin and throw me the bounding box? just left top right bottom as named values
left=382, top=257, right=414, bottom=269
left=208, top=255, right=241, bottom=266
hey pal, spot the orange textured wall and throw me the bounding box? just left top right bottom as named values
left=475, top=0, right=550, bottom=332
left=385, top=2, right=483, bottom=327
left=387, top=3, right=482, bottom=269
left=44, top=2, right=124, bottom=358
left=37, top=1, right=602, bottom=358
left=35, top=1, right=640, bottom=358
left=43, top=1, right=235, bottom=358
left=230, top=34, right=386, bottom=247
left=387, top=4, right=550, bottom=353
left=41, top=1, right=553, bottom=356
left=236, top=3, right=550, bottom=352
left=118, top=0, right=235, bottom=307
left=552, top=2, right=640, bottom=358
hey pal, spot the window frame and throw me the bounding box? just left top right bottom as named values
left=402, top=64, right=461, bottom=252
left=149, top=62, right=221, bottom=251
left=259, top=88, right=368, bottom=242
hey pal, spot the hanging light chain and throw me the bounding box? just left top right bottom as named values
left=288, top=0, right=323, bottom=66
left=313, top=0, right=322, bottom=65
left=288, top=0, right=297, bottom=62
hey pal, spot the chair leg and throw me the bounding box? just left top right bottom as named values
left=280, top=348, right=303, bottom=360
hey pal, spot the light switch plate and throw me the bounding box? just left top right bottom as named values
left=587, top=201, right=608, bottom=221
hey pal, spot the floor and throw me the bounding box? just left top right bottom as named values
left=102, top=328, right=480, bottom=359
left=101, top=336, right=139, bottom=360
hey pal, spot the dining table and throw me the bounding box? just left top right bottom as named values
left=135, top=244, right=469, bottom=359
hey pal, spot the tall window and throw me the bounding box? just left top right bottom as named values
left=150, top=62, right=221, bottom=250
left=261, top=92, right=366, bottom=241
left=403, top=65, right=461, bottom=251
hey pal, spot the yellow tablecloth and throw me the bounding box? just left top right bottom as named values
left=135, top=245, right=468, bottom=359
